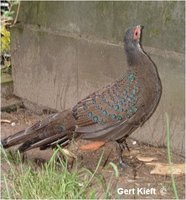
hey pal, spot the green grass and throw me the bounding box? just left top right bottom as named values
left=165, top=113, right=179, bottom=200
left=1, top=147, right=116, bottom=199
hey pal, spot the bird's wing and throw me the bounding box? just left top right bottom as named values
left=2, top=109, right=76, bottom=151
left=73, top=71, right=143, bottom=140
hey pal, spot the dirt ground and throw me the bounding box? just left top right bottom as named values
left=1, top=108, right=185, bottom=199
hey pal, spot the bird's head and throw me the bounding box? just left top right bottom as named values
left=124, top=25, right=143, bottom=51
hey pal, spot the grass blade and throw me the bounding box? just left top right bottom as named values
left=165, top=113, right=179, bottom=199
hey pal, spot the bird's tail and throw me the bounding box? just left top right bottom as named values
left=1, top=109, right=77, bottom=152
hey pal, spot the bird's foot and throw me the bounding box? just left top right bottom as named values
left=119, top=156, right=129, bottom=168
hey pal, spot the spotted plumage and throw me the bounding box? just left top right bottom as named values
left=74, top=71, right=139, bottom=128
left=1, top=25, right=162, bottom=167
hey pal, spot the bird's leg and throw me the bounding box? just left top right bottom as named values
left=116, top=139, right=129, bottom=168
left=123, top=139, right=130, bottom=152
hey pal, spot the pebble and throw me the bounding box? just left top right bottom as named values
left=132, top=140, right=137, bottom=145
left=11, top=122, right=16, bottom=126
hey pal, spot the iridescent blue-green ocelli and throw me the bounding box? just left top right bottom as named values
left=85, top=72, right=139, bottom=124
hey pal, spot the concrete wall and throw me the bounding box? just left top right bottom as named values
left=11, top=1, right=185, bottom=155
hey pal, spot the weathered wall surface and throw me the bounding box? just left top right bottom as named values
left=11, top=1, right=185, bottom=155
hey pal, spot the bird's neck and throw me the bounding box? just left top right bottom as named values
left=125, top=45, right=146, bottom=67
left=125, top=45, right=160, bottom=82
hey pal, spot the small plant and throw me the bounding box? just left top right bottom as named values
left=1, top=26, right=10, bottom=53
left=1, top=146, right=116, bottom=199
left=1, top=0, right=20, bottom=76
left=1, top=0, right=20, bottom=27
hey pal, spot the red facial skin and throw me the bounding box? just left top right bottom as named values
left=133, top=26, right=141, bottom=41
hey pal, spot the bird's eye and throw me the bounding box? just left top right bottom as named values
left=133, top=29, right=139, bottom=40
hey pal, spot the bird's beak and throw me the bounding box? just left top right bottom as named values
left=137, top=25, right=144, bottom=40
left=138, top=25, right=144, bottom=31
left=136, top=25, right=143, bottom=30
